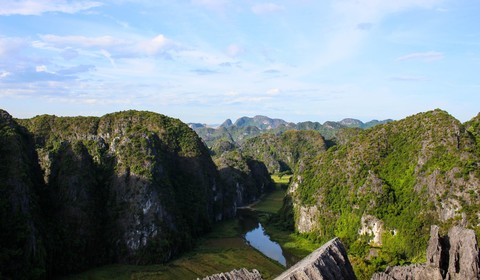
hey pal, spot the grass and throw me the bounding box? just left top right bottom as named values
left=270, top=174, right=292, bottom=185
left=253, top=183, right=288, bottom=214
left=64, top=220, right=284, bottom=280
left=254, top=174, right=323, bottom=260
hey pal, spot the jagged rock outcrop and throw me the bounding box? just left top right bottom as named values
left=371, top=265, right=427, bottom=280
left=274, top=238, right=357, bottom=280
left=200, top=268, right=263, bottom=280
left=371, top=225, right=480, bottom=280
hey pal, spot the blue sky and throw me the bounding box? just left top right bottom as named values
left=0, top=0, right=479, bottom=124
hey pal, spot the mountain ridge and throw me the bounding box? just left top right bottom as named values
left=189, top=115, right=392, bottom=147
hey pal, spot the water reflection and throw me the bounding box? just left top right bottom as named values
left=237, top=209, right=300, bottom=267
left=245, top=222, right=287, bottom=266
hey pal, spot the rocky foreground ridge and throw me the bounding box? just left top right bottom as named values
left=372, top=225, right=480, bottom=280
left=202, top=225, right=479, bottom=280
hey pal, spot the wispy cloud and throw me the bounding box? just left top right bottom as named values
left=0, top=0, right=102, bottom=16
left=304, top=0, right=443, bottom=72
left=0, top=70, right=11, bottom=78
left=357, top=22, right=373, bottom=30
left=396, top=51, right=444, bottom=61
left=0, top=37, right=26, bottom=57
left=39, top=34, right=121, bottom=48
left=191, top=68, right=218, bottom=75
left=390, top=75, right=427, bottom=81
left=252, top=3, right=284, bottom=15
left=37, top=34, right=177, bottom=58
left=226, top=44, right=244, bottom=57
left=191, top=0, right=228, bottom=11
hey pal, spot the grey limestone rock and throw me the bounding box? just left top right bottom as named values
left=274, top=237, right=357, bottom=280
left=200, top=268, right=263, bottom=280
left=371, top=225, right=480, bottom=280
left=445, top=226, right=480, bottom=280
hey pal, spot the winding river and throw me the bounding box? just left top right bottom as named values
left=237, top=208, right=300, bottom=267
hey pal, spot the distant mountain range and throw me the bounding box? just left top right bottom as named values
left=189, top=115, right=393, bottom=147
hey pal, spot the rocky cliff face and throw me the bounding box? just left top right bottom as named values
left=371, top=225, right=480, bottom=280
left=3, top=110, right=235, bottom=278
left=213, top=148, right=274, bottom=207
left=274, top=238, right=357, bottom=280
left=0, top=110, right=46, bottom=279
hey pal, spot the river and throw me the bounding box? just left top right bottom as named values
left=237, top=208, right=300, bottom=268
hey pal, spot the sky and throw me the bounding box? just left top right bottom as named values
left=0, top=0, right=479, bottom=124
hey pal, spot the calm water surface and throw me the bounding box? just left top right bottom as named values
left=237, top=209, right=299, bottom=267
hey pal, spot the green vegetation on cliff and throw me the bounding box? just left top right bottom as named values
left=287, top=109, right=480, bottom=278
left=4, top=110, right=236, bottom=278
left=240, top=130, right=327, bottom=174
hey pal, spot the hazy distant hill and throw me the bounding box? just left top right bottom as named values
left=190, top=116, right=392, bottom=147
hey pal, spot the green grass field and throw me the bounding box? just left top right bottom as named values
left=65, top=219, right=284, bottom=280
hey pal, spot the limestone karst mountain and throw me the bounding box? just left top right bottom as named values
left=1, top=110, right=269, bottom=279
left=284, top=109, right=480, bottom=276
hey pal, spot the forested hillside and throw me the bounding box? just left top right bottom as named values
left=285, top=109, right=480, bottom=277
left=2, top=110, right=241, bottom=279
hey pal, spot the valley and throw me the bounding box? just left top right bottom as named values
left=1, top=108, right=480, bottom=280
left=64, top=175, right=317, bottom=280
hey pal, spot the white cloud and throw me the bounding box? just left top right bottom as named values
left=38, top=34, right=176, bottom=57
left=100, top=49, right=116, bottom=67
left=390, top=75, right=427, bottom=81
left=266, top=88, right=281, bottom=95
left=226, top=44, right=244, bottom=57
left=0, top=71, right=11, bottom=78
left=137, top=34, right=170, bottom=55
left=36, top=65, right=48, bottom=72
left=396, top=51, right=444, bottom=62
left=191, top=0, right=227, bottom=11
left=334, top=0, right=442, bottom=22
left=0, top=37, right=26, bottom=57
left=252, top=3, right=284, bottom=15
left=0, top=0, right=102, bottom=16
left=39, top=34, right=120, bottom=48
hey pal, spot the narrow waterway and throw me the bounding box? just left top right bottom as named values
left=237, top=208, right=300, bottom=267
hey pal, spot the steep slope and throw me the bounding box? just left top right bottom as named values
left=214, top=149, right=274, bottom=207
left=11, top=110, right=234, bottom=277
left=241, top=130, right=328, bottom=174
left=287, top=109, right=480, bottom=271
left=0, top=110, right=46, bottom=279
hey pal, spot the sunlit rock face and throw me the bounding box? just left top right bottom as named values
left=274, top=238, right=357, bottom=280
